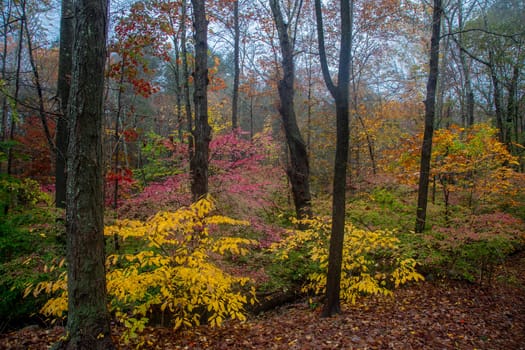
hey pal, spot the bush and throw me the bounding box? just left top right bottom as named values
left=30, top=196, right=257, bottom=346
left=0, top=176, right=49, bottom=213
left=0, top=203, right=64, bottom=331
left=272, top=217, right=423, bottom=304
left=419, top=213, right=525, bottom=284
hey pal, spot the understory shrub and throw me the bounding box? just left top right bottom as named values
left=272, top=217, right=424, bottom=304
left=29, top=196, right=257, bottom=346
left=421, top=213, right=525, bottom=284
left=0, top=193, right=63, bottom=331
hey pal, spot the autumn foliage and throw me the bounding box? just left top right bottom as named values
left=29, top=197, right=257, bottom=345
left=273, top=217, right=424, bottom=304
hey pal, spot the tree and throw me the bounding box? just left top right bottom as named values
left=269, top=0, right=312, bottom=220
left=415, top=0, right=442, bottom=233
left=190, top=0, right=211, bottom=200
left=314, top=0, right=352, bottom=317
left=60, top=0, right=116, bottom=347
left=56, top=0, right=73, bottom=209
left=231, top=0, right=240, bottom=130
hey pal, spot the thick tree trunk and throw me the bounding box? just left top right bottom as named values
left=269, top=0, right=312, bottom=220
left=190, top=0, right=211, bottom=200
left=60, top=0, right=115, bottom=348
left=315, top=0, right=352, bottom=317
left=415, top=0, right=442, bottom=233
left=55, top=0, right=73, bottom=209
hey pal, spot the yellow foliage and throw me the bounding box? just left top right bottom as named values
left=29, top=196, right=257, bottom=346
left=273, top=217, right=424, bottom=304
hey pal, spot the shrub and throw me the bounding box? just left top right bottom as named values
left=0, top=175, right=50, bottom=213
left=272, top=217, right=423, bottom=304
left=421, top=213, right=525, bottom=284
left=29, top=196, right=257, bottom=345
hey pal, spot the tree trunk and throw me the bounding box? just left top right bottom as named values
left=59, top=0, right=115, bottom=348
left=24, top=4, right=55, bottom=154
left=488, top=51, right=505, bottom=144
left=315, top=0, right=352, bottom=317
left=55, top=0, right=73, bottom=209
left=168, top=16, right=183, bottom=142
left=457, top=0, right=475, bottom=126
left=415, top=0, right=442, bottom=233
left=1, top=2, right=12, bottom=154
left=7, top=8, right=24, bottom=176
left=181, top=0, right=193, bottom=158
left=231, top=0, right=240, bottom=130
left=506, top=64, right=519, bottom=152
left=269, top=0, right=312, bottom=220
left=190, top=0, right=211, bottom=201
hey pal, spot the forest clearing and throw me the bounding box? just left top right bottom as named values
left=1, top=0, right=524, bottom=348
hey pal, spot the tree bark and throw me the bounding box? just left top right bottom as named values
left=181, top=0, right=193, bottom=157
left=60, top=0, right=115, bottom=348
left=269, top=0, right=312, bottom=220
left=7, top=5, right=24, bottom=176
left=55, top=0, right=73, bottom=209
left=315, top=0, right=352, bottom=317
left=168, top=15, right=183, bottom=142
left=415, top=0, right=442, bottom=233
left=190, top=0, right=211, bottom=201
left=1, top=1, right=12, bottom=152
left=24, top=3, right=55, bottom=155
left=231, top=0, right=240, bottom=130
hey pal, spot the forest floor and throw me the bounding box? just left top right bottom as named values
left=1, top=251, right=524, bottom=350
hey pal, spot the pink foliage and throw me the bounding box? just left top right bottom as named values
left=117, top=173, right=191, bottom=219
left=431, top=212, right=525, bottom=247
left=209, top=130, right=285, bottom=212
left=249, top=218, right=287, bottom=249
left=115, top=129, right=286, bottom=233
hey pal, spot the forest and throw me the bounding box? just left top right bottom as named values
left=0, top=0, right=524, bottom=348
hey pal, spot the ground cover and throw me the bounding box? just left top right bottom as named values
left=1, top=251, right=523, bottom=349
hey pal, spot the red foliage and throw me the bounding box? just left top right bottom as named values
left=13, top=116, right=55, bottom=184
left=105, top=167, right=136, bottom=208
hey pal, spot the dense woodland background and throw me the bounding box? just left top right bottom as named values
left=0, top=0, right=524, bottom=348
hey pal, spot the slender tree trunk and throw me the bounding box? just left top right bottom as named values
left=190, top=0, right=211, bottom=200
left=506, top=64, right=518, bottom=152
left=307, top=59, right=312, bottom=157
left=249, top=94, right=254, bottom=140
left=488, top=52, right=505, bottom=144
left=269, top=0, right=312, bottom=220
left=1, top=2, right=12, bottom=152
left=415, top=0, right=442, bottom=233
left=231, top=0, right=240, bottom=130
left=315, top=0, right=352, bottom=317
left=457, top=0, right=475, bottom=126
left=58, top=0, right=115, bottom=348
left=168, top=21, right=183, bottom=142
left=7, top=9, right=24, bottom=176
left=111, top=64, right=125, bottom=251
left=181, top=0, right=193, bottom=157
left=56, top=0, right=73, bottom=209
left=24, top=6, right=54, bottom=153
left=355, top=113, right=376, bottom=174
